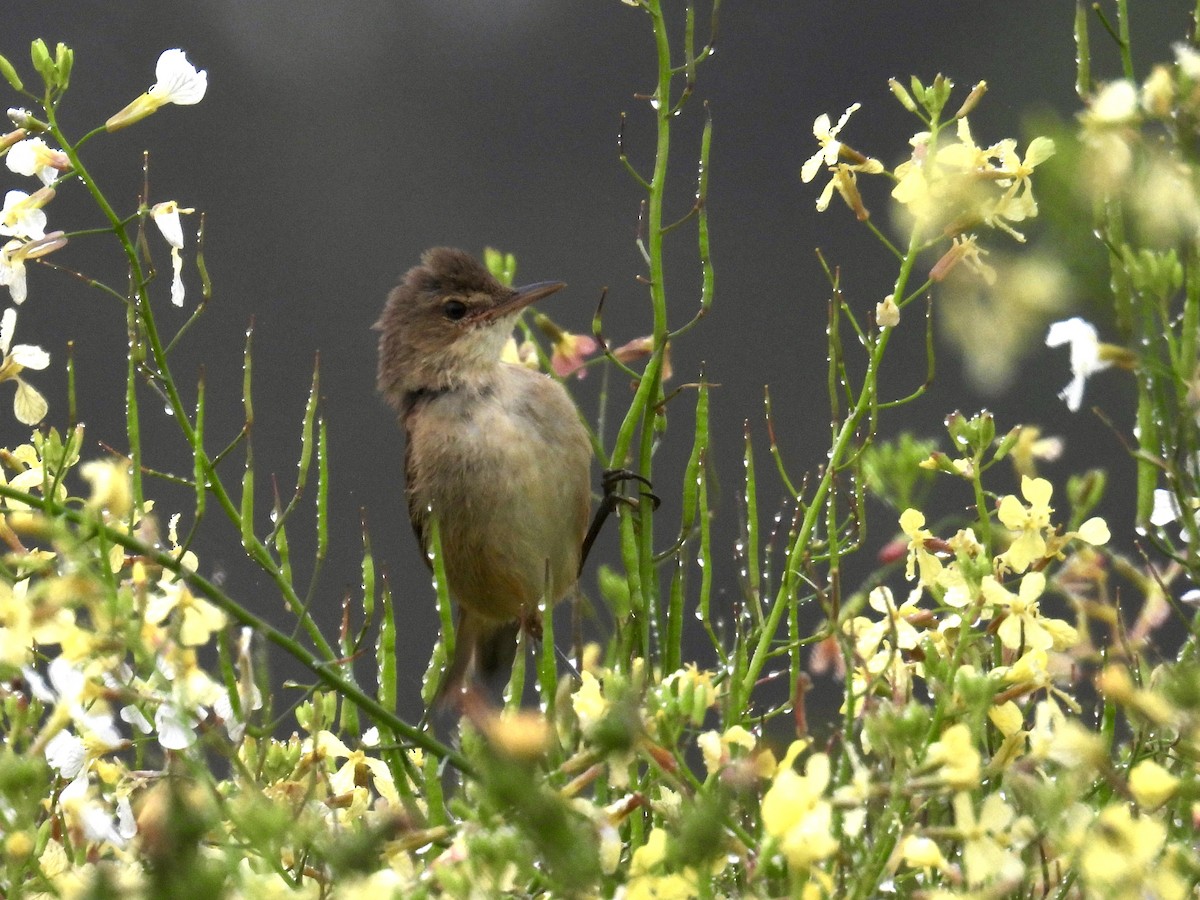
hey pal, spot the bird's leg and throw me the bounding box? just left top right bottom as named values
left=578, top=468, right=661, bottom=573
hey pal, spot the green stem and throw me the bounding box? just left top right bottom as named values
left=610, top=0, right=676, bottom=665
left=0, top=482, right=469, bottom=772
left=735, top=224, right=924, bottom=711
left=46, top=110, right=339, bottom=665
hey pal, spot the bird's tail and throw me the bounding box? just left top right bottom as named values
left=435, top=610, right=521, bottom=710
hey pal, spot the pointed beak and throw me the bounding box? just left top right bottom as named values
left=474, top=280, right=566, bottom=323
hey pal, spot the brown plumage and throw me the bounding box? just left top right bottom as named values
left=375, top=248, right=592, bottom=703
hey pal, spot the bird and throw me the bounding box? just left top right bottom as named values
left=375, top=247, right=593, bottom=707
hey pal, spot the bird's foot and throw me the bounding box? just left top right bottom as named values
left=579, top=469, right=661, bottom=572
left=601, top=468, right=661, bottom=510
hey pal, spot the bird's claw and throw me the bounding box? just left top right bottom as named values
left=601, top=468, right=661, bottom=511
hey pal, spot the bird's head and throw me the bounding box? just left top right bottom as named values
left=375, top=247, right=565, bottom=407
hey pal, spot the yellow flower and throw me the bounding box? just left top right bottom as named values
left=630, top=827, right=669, bottom=874
left=1026, top=698, right=1103, bottom=765
left=144, top=577, right=226, bottom=646
left=926, top=723, right=980, bottom=790
left=929, top=233, right=996, bottom=285
left=573, top=670, right=609, bottom=732
left=952, top=791, right=1031, bottom=887
left=1128, top=759, right=1180, bottom=809
left=1008, top=425, right=1064, bottom=480
left=899, top=834, right=953, bottom=875
left=991, top=135, right=1056, bottom=225
left=899, top=508, right=943, bottom=585
left=315, top=730, right=401, bottom=808
left=761, top=742, right=838, bottom=870
left=996, top=476, right=1054, bottom=573
left=802, top=103, right=884, bottom=218
left=479, top=708, right=553, bottom=760
left=981, top=572, right=1078, bottom=652
left=697, top=725, right=756, bottom=777
left=1078, top=804, right=1186, bottom=899
left=935, top=117, right=1003, bottom=172
left=626, top=828, right=702, bottom=900
left=0, top=186, right=54, bottom=240
left=80, top=459, right=133, bottom=520
left=550, top=330, right=599, bottom=379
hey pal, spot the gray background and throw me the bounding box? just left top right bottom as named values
left=1, top=3, right=1188, bottom=724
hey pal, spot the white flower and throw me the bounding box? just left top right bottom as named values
left=1045, top=317, right=1111, bottom=411
left=106, top=49, right=207, bottom=131
left=0, top=306, right=49, bottom=424
left=151, top=200, right=191, bottom=249
left=1149, top=487, right=1200, bottom=542
left=60, top=770, right=137, bottom=848
left=801, top=103, right=861, bottom=183
left=0, top=232, right=67, bottom=304
left=149, top=49, right=208, bottom=106
left=23, top=657, right=122, bottom=749
left=1083, top=80, right=1140, bottom=127
left=0, top=188, right=53, bottom=240
left=1175, top=42, right=1200, bottom=81
left=44, top=730, right=87, bottom=778
left=151, top=201, right=195, bottom=306
left=120, top=704, right=154, bottom=734
left=1151, top=488, right=1183, bottom=527
left=6, top=138, right=69, bottom=187
left=155, top=701, right=198, bottom=750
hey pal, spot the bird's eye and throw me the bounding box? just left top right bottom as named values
left=442, top=299, right=467, bottom=321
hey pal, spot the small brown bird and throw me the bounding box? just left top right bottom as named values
left=375, top=248, right=592, bottom=705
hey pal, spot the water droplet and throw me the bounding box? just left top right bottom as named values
left=163, top=405, right=174, bottom=417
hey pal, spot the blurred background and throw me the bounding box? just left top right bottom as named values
left=1, top=3, right=1191, bottom=725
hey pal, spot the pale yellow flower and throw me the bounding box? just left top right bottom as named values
left=996, top=476, right=1054, bottom=573
left=0, top=306, right=49, bottom=424
left=926, top=723, right=980, bottom=789
left=144, top=577, right=226, bottom=646
left=573, top=670, right=609, bottom=732
left=1128, top=759, right=1180, bottom=809
left=981, top=572, right=1078, bottom=652
left=899, top=508, right=942, bottom=585
left=899, top=834, right=953, bottom=875
left=952, top=791, right=1031, bottom=887
left=761, top=742, right=838, bottom=870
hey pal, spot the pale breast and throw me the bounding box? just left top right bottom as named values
left=405, top=366, right=592, bottom=621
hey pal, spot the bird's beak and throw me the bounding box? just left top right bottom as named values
left=474, top=280, right=566, bottom=323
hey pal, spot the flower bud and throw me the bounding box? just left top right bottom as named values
left=953, top=81, right=988, bottom=119
left=53, top=43, right=72, bottom=90
left=875, top=294, right=900, bottom=328
left=29, top=40, right=53, bottom=85
left=888, top=78, right=918, bottom=113
left=0, top=54, right=22, bottom=92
